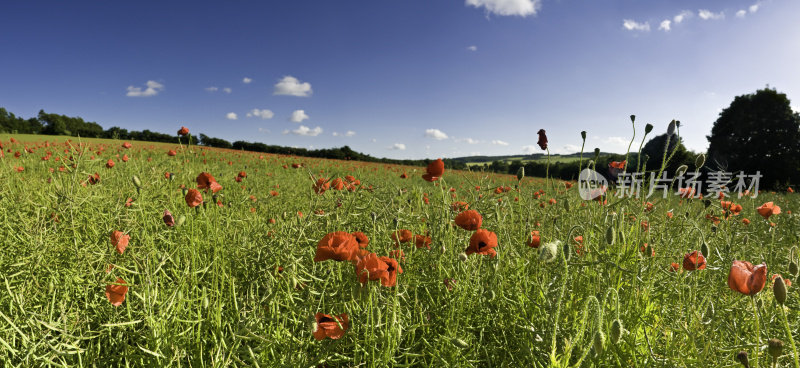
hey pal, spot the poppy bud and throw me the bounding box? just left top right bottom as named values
left=370, top=212, right=377, bottom=221
left=667, top=120, right=677, bottom=136
left=581, top=131, right=587, bottom=140
left=618, top=231, right=626, bottom=246
left=610, top=319, right=623, bottom=344
left=451, top=338, right=469, bottom=349
left=593, top=331, right=606, bottom=355
left=736, top=351, right=749, bottom=368
left=562, top=199, right=570, bottom=211
left=789, top=261, right=799, bottom=276
left=516, top=167, right=524, bottom=181
left=562, top=241, right=571, bottom=262
left=695, top=154, right=706, bottom=170
left=630, top=115, right=635, bottom=123
left=742, top=234, right=749, bottom=245
left=774, top=276, right=787, bottom=305
left=539, top=241, right=559, bottom=263
left=675, top=165, right=688, bottom=177
left=176, top=215, right=186, bottom=227
left=701, top=242, right=710, bottom=259
left=593, top=148, right=600, bottom=162
left=644, top=123, right=653, bottom=134
left=768, top=338, right=784, bottom=360
left=132, top=175, right=142, bottom=188
left=458, top=253, right=468, bottom=262
left=605, top=226, right=615, bottom=245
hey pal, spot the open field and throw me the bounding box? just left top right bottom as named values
left=1, top=133, right=799, bottom=367
left=465, top=155, right=584, bottom=167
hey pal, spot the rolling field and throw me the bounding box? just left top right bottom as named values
left=0, top=133, right=798, bottom=367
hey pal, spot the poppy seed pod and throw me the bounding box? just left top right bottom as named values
left=695, top=154, right=706, bottom=170
left=593, top=148, right=600, bottom=161
left=789, top=261, right=798, bottom=276
left=630, top=115, right=635, bottom=123
left=774, top=276, right=787, bottom=305
left=593, top=331, right=606, bottom=355
left=675, top=164, right=688, bottom=178
left=768, top=338, right=784, bottom=360
left=644, top=123, right=653, bottom=134
left=581, top=131, right=587, bottom=140
left=132, top=175, right=142, bottom=188
left=605, top=226, right=615, bottom=245
left=610, top=319, right=623, bottom=344
left=667, top=120, right=677, bottom=136
left=458, top=253, right=468, bottom=262
left=736, top=351, right=749, bottom=368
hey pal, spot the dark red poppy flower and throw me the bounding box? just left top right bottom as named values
left=314, top=232, right=359, bottom=262
left=177, top=126, right=190, bottom=136
left=313, top=178, right=330, bottom=194
left=167, top=150, right=177, bottom=156
left=110, top=230, right=129, bottom=254
left=196, top=172, right=222, bottom=193
left=528, top=230, right=541, bottom=248
left=352, top=232, right=369, bottom=248
left=313, top=313, right=349, bottom=340
left=237, top=171, right=247, bottom=178
left=391, top=229, right=413, bottom=246
left=106, top=159, right=115, bottom=168
left=422, top=158, right=445, bottom=182
left=728, top=260, right=767, bottom=296
left=121, top=142, right=132, bottom=149
left=185, top=188, right=203, bottom=208
left=465, top=229, right=498, bottom=257
left=414, top=235, right=432, bottom=249
left=88, top=173, right=100, bottom=185
left=105, top=277, right=129, bottom=307
left=454, top=210, right=482, bottom=231
left=537, top=129, right=548, bottom=150
left=682, top=251, right=706, bottom=271
left=163, top=209, right=175, bottom=227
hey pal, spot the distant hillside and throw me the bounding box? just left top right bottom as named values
left=451, top=152, right=620, bottom=166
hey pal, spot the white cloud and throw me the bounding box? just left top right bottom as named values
left=467, top=45, right=477, bottom=51
left=246, top=109, right=274, bottom=119
left=623, top=19, right=650, bottom=32
left=698, top=9, right=724, bottom=20
left=243, top=77, right=252, bottom=84
left=345, top=130, right=356, bottom=137
left=659, top=20, right=671, bottom=31
left=425, top=128, right=449, bottom=140
left=674, top=10, right=692, bottom=23
left=258, top=127, right=270, bottom=133
left=288, top=125, right=322, bottom=137
left=521, top=145, right=538, bottom=154
left=205, top=86, right=219, bottom=92
left=289, top=109, right=309, bottom=123
left=736, top=10, right=747, bottom=18
left=390, top=143, right=406, bottom=150
left=126, top=80, right=164, bottom=97
left=749, top=4, right=759, bottom=13
left=456, top=137, right=479, bottom=144
left=274, top=76, right=312, bottom=97
left=226, top=112, right=238, bottom=120
left=603, top=136, right=629, bottom=146
left=465, top=0, right=540, bottom=17
left=223, top=87, right=232, bottom=94
left=492, top=140, right=509, bottom=146
left=561, top=144, right=582, bottom=153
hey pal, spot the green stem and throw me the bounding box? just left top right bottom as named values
left=751, top=296, right=761, bottom=368
left=780, top=305, right=800, bottom=368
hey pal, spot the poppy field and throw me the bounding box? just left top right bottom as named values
left=1, top=131, right=800, bottom=367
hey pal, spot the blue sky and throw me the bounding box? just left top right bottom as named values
left=1, top=0, right=798, bottom=159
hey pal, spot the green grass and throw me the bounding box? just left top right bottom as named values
left=1, top=133, right=799, bottom=367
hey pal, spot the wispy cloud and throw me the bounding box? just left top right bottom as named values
left=492, top=140, right=509, bottom=146
left=698, top=9, right=724, bottom=20
left=659, top=20, right=671, bottom=31
left=242, top=77, right=252, bottom=84
left=425, top=129, right=449, bottom=140
left=465, top=0, right=540, bottom=17
left=456, top=137, right=479, bottom=144
left=289, top=110, right=309, bottom=123
left=623, top=19, right=650, bottom=32
left=389, top=143, right=406, bottom=150
left=332, top=131, right=356, bottom=137
left=521, top=145, right=538, bottom=154
left=204, top=86, right=218, bottom=92
left=222, top=87, right=232, bottom=94
left=285, top=125, right=322, bottom=136
left=226, top=112, right=238, bottom=120
left=467, top=45, right=477, bottom=51
left=674, top=10, right=692, bottom=23
left=126, top=80, right=164, bottom=97
left=274, top=76, right=312, bottom=97
left=246, top=109, right=274, bottom=119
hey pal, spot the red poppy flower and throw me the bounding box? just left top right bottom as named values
left=122, top=142, right=132, bottom=149
left=167, top=150, right=177, bottom=156
left=451, top=201, right=469, bottom=211
left=106, top=159, right=115, bottom=168
left=121, top=154, right=129, bottom=162
left=110, top=230, right=129, bottom=254
left=185, top=188, right=203, bottom=208
left=313, top=178, right=330, bottom=194
left=528, top=231, right=541, bottom=248
left=414, top=235, right=432, bottom=249
left=177, top=126, right=190, bottom=136
left=125, top=197, right=133, bottom=207
left=105, top=277, right=129, bottom=307
left=742, top=218, right=750, bottom=225
left=379, top=256, right=402, bottom=286
left=454, top=210, right=482, bottom=231
left=400, top=172, right=408, bottom=179
left=391, top=229, right=413, bottom=246
left=352, top=232, right=369, bottom=248
left=196, top=172, right=223, bottom=193
left=465, top=229, right=498, bottom=257
left=313, top=313, right=349, bottom=340
left=331, top=177, right=345, bottom=190
left=88, top=173, right=100, bottom=185
left=678, top=187, right=695, bottom=199
left=237, top=171, right=247, bottom=178
left=789, top=187, right=795, bottom=193
left=757, top=202, right=781, bottom=220
left=422, top=158, right=445, bottom=182
left=728, top=260, right=767, bottom=296
left=313, top=232, right=359, bottom=262
left=609, top=161, right=626, bottom=170
left=536, top=129, right=548, bottom=150
left=163, top=209, right=175, bottom=227
left=389, top=249, right=406, bottom=262
left=682, top=251, right=706, bottom=271
left=670, top=262, right=681, bottom=272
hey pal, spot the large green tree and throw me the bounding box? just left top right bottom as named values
left=706, top=88, right=800, bottom=188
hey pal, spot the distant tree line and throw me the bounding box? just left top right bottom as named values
left=0, top=107, right=467, bottom=170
